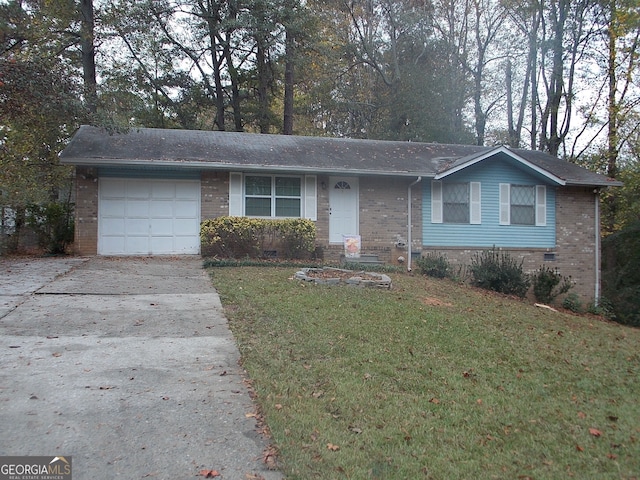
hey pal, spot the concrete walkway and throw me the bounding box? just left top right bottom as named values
left=0, top=256, right=282, bottom=480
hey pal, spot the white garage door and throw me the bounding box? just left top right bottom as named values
left=99, top=178, right=201, bottom=255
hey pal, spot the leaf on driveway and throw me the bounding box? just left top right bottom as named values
left=199, top=469, right=220, bottom=477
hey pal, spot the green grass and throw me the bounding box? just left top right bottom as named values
left=207, top=266, right=640, bottom=480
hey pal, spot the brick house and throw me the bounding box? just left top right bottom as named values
left=59, top=126, right=621, bottom=302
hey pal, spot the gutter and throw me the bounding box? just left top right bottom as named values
left=407, top=176, right=423, bottom=272
left=595, top=189, right=600, bottom=304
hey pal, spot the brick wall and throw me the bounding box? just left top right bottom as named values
left=73, top=166, right=99, bottom=256
left=201, top=171, right=229, bottom=219
left=318, top=176, right=422, bottom=264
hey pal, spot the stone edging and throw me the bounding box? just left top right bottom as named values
left=294, top=267, right=392, bottom=289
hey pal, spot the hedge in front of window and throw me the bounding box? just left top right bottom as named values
left=201, top=216, right=316, bottom=259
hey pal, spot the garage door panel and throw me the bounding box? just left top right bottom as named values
left=101, top=178, right=126, bottom=197
left=150, top=218, right=173, bottom=235
left=175, top=200, right=199, bottom=217
left=100, top=236, right=125, bottom=254
left=126, top=200, right=150, bottom=217
left=101, top=200, right=125, bottom=216
left=173, top=237, right=200, bottom=253
left=150, top=200, right=174, bottom=217
left=176, top=183, right=199, bottom=199
left=128, top=183, right=152, bottom=198
left=102, top=218, right=126, bottom=235
left=99, top=178, right=200, bottom=255
left=174, top=218, right=198, bottom=232
left=125, top=218, right=149, bottom=235
left=152, top=183, right=175, bottom=199
left=126, top=236, right=151, bottom=254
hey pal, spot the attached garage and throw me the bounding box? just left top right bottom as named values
left=98, top=177, right=201, bottom=255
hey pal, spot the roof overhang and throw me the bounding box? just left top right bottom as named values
left=434, top=146, right=567, bottom=185
left=64, top=157, right=434, bottom=178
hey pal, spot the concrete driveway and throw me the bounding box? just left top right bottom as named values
left=0, top=256, right=282, bottom=480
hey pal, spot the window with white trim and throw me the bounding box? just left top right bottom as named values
left=431, top=181, right=481, bottom=224
left=228, top=173, right=317, bottom=220
left=500, top=183, right=546, bottom=226
left=245, top=175, right=301, bottom=217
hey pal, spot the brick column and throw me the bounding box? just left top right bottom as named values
left=73, top=167, right=98, bottom=255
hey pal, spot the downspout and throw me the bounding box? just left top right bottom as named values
left=594, top=189, right=600, bottom=304
left=407, top=176, right=422, bottom=271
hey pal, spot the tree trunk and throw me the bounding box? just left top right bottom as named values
left=283, top=28, right=294, bottom=135
left=79, top=0, right=97, bottom=115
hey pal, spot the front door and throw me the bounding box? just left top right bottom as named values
left=329, top=177, right=359, bottom=243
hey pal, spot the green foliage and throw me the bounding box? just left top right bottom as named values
left=415, top=252, right=451, bottom=279
left=200, top=216, right=316, bottom=259
left=587, top=297, right=615, bottom=319
left=602, top=221, right=640, bottom=326
left=531, top=266, right=573, bottom=304
left=562, top=293, right=583, bottom=313
left=470, top=248, right=530, bottom=298
left=25, top=202, right=74, bottom=255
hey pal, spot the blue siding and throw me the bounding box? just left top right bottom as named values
left=99, top=167, right=201, bottom=179
left=422, top=157, right=556, bottom=248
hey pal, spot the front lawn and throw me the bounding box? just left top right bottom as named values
left=207, top=266, right=640, bottom=479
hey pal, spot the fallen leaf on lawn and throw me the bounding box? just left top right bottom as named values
left=577, top=411, right=587, bottom=419
left=274, top=404, right=283, bottom=410
left=429, top=397, right=440, bottom=404
left=589, top=428, right=603, bottom=437
left=606, top=453, right=618, bottom=459
left=199, top=469, right=220, bottom=477
left=348, top=425, right=362, bottom=434
left=576, top=445, right=584, bottom=452
left=263, top=445, right=278, bottom=470
left=326, top=443, right=340, bottom=451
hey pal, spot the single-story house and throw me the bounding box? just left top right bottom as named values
left=59, top=125, right=622, bottom=302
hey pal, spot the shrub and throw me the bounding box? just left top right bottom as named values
left=26, top=202, right=74, bottom=254
left=470, top=248, right=530, bottom=298
left=200, top=216, right=316, bottom=259
left=415, top=252, right=450, bottom=278
left=562, top=293, right=583, bottom=313
left=531, top=266, right=573, bottom=304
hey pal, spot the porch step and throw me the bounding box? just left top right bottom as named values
left=340, top=254, right=385, bottom=265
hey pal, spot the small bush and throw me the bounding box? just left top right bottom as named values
left=415, top=252, right=450, bottom=278
left=587, top=297, right=615, bottom=319
left=531, top=266, right=573, bottom=304
left=26, top=202, right=74, bottom=254
left=200, top=216, right=316, bottom=259
left=562, top=293, right=583, bottom=313
left=470, top=248, right=530, bottom=298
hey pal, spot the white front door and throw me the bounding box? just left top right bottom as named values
left=329, top=177, right=359, bottom=243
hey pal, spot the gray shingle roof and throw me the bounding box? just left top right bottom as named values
left=59, top=125, right=622, bottom=187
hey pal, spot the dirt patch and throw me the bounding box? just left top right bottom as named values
left=421, top=297, right=453, bottom=307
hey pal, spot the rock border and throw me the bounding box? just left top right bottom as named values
left=294, top=267, right=392, bottom=289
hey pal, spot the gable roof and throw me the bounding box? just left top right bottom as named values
left=59, top=125, right=622, bottom=187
